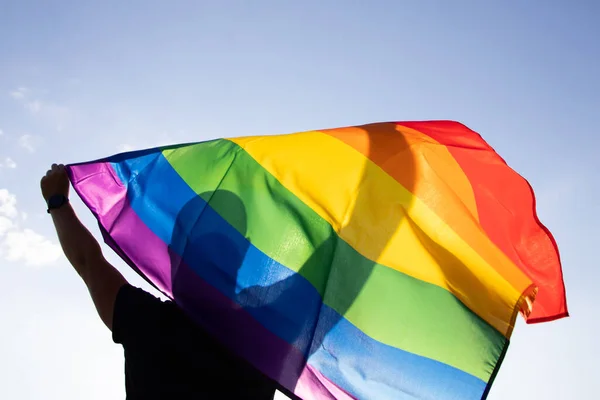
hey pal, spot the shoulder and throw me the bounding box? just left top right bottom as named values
left=112, top=284, right=178, bottom=344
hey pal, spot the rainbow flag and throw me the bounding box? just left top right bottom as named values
left=67, top=121, right=568, bottom=399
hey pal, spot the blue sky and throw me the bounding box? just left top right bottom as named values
left=1, top=1, right=598, bottom=399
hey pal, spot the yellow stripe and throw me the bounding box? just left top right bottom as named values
left=230, top=132, right=533, bottom=335
left=322, top=123, right=481, bottom=223
left=322, top=124, right=535, bottom=301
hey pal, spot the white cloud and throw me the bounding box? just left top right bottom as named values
left=9, top=87, right=29, bottom=100
left=18, top=134, right=39, bottom=153
left=0, top=157, right=17, bottom=169
left=2, top=229, right=62, bottom=266
left=0, top=128, right=4, bottom=136
left=0, top=189, right=18, bottom=218
left=0, top=188, right=61, bottom=267
left=0, top=216, right=13, bottom=235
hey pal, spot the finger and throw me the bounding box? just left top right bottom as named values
left=46, top=169, right=52, bottom=177
left=51, top=163, right=58, bottom=170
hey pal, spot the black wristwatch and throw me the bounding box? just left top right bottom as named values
left=47, top=194, right=69, bottom=213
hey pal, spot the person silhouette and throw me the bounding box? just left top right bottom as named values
left=168, top=123, right=417, bottom=397
left=41, top=164, right=278, bottom=400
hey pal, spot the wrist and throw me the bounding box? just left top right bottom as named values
left=48, top=203, right=73, bottom=218
left=47, top=194, right=69, bottom=214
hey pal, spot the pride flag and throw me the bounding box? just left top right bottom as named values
left=67, top=121, right=568, bottom=400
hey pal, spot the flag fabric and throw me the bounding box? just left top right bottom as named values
left=67, top=121, right=568, bottom=400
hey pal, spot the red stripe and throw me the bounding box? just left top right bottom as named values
left=396, top=121, right=568, bottom=323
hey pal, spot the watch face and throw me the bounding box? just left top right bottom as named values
left=48, top=195, right=66, bottom=209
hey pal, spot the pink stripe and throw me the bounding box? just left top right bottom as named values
left=295, top=364, right=354, bottom=400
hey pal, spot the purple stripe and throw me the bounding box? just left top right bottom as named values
left=171, top=250, right=306, bottom=389
left=67, top=162, right=173, bottom=295
left=67, top=162, right=308, bottom=390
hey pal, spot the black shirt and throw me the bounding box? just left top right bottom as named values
left=112, top=284, right=276, bottom=399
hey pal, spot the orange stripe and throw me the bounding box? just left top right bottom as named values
left=321, top=122, right=480, bottom=222
left=321, top=123, right=534, bottom=298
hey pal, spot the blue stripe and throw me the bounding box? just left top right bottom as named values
left=309, top=306, right=485, bottom=399
left=110, top=152, right=486, bottom=399
left=111, top=152, right=320, bottom=355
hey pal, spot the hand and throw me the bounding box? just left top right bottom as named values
left=41, top=164, right=70, bottom=201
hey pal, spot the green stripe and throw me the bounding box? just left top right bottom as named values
left=162, top=139, right=505, bottom=381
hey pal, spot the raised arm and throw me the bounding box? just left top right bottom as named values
left=41, top=164, right=127, bottom=331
